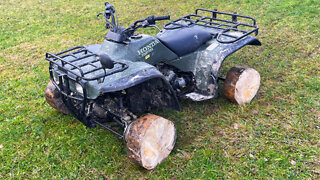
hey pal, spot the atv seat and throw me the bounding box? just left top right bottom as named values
left=156, top=27, right=212, bottom=57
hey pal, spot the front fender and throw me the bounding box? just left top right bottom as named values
left=100, top=66, right=167, bottom=93
left=86, top=61, right=180, bottom=111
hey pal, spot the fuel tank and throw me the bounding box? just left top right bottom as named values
left=99, top=34, right=178, bottom=65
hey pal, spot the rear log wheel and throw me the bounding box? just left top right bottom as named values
left=124, top=114, right=176, bottom=170
left=44, top=81, right=70, bottom=114
left=223, top=66, right=260, bottom=105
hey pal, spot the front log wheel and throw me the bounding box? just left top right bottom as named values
left=124, top=114, right=176, bottom=170
left=223, top=66, right=260, bottom=105
left=44, top=81, right=70, bottom=114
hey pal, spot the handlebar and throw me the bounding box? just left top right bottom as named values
left=103, top=7, right=170, bottom=42
left=143, top=15, right=170, bottom=26
left=154, top=15, right=171, bottom=21
left=129, top=14, right=170, bottom=33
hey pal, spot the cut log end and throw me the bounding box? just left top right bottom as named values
left=125, top=114, right=176, bottom=170
left=223, top=66, right=260, bottom=105
left=44, top=81, right=70, bottom=114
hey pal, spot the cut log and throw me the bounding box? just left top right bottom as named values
left=223, top=66, right=260, bottom=105
left=44, top=81, right=70, bottom=114
left=124, top=114, right=176, bottom=170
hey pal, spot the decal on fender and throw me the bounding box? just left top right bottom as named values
left=137, top=39, right=160, bottom=57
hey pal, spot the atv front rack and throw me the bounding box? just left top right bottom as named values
left=46, top=46, right=128, bottom=100
left=164, top=8, right=259, bottom=43
left=46, top=46, right=128, bottom=81
left=46, top=46, right=129, bottom=128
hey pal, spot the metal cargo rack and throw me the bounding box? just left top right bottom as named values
left=45, top=46, right=129, bottom=129
left=164, top=8, right=259, bottom=43
left=46, top=46, right=128, bottom=101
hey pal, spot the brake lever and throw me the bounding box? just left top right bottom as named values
left=149, top=25, right=162, bottom=32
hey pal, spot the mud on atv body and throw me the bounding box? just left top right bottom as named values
left=45, top=3, right=261, bottom=170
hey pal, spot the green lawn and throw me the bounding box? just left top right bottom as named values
left=0, top=0, right=319, bottom=179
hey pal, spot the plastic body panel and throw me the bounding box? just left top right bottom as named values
left=158, top=24, right=261, bottom=96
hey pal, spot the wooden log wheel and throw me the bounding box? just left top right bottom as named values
left=44, top=81, right=70, bottom=114
left=223, top=66, right=260, bottom=105
left=125, top=114, right=176, bottom=170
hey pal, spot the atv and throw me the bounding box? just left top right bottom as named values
left=44, top=2, right=261, bottom=170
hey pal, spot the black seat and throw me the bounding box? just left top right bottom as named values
left=156, top=27, right=212, bottom=57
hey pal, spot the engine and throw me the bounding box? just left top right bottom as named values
left=157, top=64, right=194, bottom=96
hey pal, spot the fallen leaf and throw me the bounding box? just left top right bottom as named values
left=176, top=150, right=191, bottom=159
left=290, top=160, right=296, bottom=165
left=251, top=110, right=259, bottom=115
left=283, top=124, right=292, bottom=130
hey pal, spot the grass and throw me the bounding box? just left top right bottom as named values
left=0, top=0, right=319, bottom=179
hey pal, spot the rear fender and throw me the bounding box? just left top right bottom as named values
left=194, top=36, right=261, bottom=97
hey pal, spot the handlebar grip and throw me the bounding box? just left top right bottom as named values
left=154, top=15, right=170, bottom=21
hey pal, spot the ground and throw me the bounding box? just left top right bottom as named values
left=0, top=0, right=319, bottom=179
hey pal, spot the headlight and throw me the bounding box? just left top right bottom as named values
left=51, top=70, right=59, bottom=83
left=75, top=83, right=84, bottom=95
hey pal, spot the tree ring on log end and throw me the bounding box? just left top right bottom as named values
left=223, top=66, right=260, bottom=105
left=124, top=114, right=176, bottom=170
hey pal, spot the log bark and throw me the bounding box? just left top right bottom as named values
left=125, top=114, right=176, bottom=170
left=44, top=81, right=70, bottom=114
left=223, top=66, right=260, bottom=105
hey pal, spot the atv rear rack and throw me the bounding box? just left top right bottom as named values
left=164, top=8, right=259, bottom=43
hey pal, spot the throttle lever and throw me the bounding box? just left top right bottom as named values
left=143, top=15, right=156, bottom=27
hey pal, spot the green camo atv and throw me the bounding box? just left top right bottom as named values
left=44, top=2, right=261, bottom=169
